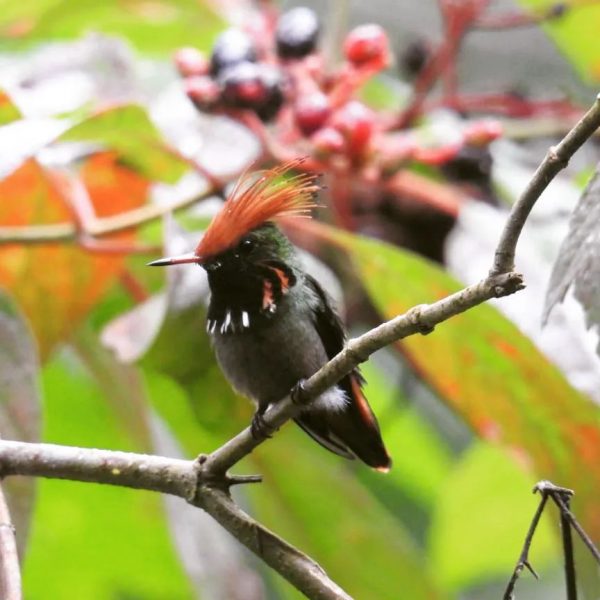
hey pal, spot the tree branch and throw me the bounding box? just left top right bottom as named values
left=0, top=91, right=599, bottom=599
left=0, top=441, right=351, bottom=600
left=491, top=92, right=600, bottom=275
left=548, top=487, right=600, bottom=564
left=204, top=272, right=523, bottom=475
left=503, top=492, right=546, bottom=600
left=0, top=482, right=21, bottom=600
left=559, top=494, right=578, bottom=600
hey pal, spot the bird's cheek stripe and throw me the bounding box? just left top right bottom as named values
left=262, top=280, right=274, bottom=310
left=270, top=267, right=290, bottom=293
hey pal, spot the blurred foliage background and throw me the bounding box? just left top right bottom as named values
left=0, top=0, right=600, bottom=599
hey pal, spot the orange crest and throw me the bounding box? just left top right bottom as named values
left=196, top=159, right=320, bottom=258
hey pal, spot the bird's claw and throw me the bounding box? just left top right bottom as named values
left=251, top=411, right=276, bottom=440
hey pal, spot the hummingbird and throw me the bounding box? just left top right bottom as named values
left=149, top=160, right=391, bottom=471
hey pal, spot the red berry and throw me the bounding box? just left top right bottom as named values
left=294, top=92, right=331, bottom=136
left=331, top=101, right=376, bottom=156
left=343, top=24, right=390, bottom=68
left=311, top=127, right=345, bottom=155
left=174, top=47, right=209, bottom=78
left=185, top=76, right=220, bottom=111
left=463, top=120, right=503, bottom=146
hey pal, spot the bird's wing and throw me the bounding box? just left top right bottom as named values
left=295, top=275, right=391, bottom=470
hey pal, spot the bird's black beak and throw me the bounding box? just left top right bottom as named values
left=147, top=252, right=200, bottom=267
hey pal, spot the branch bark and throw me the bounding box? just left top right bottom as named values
left=504, top=481, right=600, bottom=599
left=0, top=483, right=21, bottom=600
left=0, top=441, right=351, bottom=600
left=0, top=92, right=600, bottom=599
left=204, top=272, right=523, bottom=475
left=491, top=92, right=600, bottom=275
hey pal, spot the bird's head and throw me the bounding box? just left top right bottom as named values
left=148, top=159, right=320, bottom=275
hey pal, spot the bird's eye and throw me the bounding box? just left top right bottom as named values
left=239, top=238, right=254, bottom=255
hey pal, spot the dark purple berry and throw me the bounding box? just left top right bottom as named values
left=255, top=64, right=285, bottom=121
left=219, top=62, right=264, bottom=106
left=401, top=39, right=430, bottom=78
left=276, top=7, right=320, bottom=59
left=441, top=146, right=493, bottom=186
left=219, top=62, right=284, bottom=121
left=210, top=29, right=257, bottom=76
left=548, top=2, right=567, bottom=18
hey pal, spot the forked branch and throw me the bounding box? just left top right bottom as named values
left=1, top=92, right=600, bottom=599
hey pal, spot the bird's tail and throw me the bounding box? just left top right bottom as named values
left=294, top=374, right=392, bottom=472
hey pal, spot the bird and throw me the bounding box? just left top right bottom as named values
left=149, top=159, right=391, bottom=472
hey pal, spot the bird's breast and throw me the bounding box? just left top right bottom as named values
left=210, top=301, right=328, bottom=407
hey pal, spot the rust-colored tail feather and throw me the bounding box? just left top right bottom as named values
left=295, top=374, right=392, bottom=472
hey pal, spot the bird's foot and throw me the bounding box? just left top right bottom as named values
left=251, top=411, right=276, bottom=440
left=290, top=378, right=307, bottom=406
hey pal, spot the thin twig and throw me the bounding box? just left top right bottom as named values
left=473, top=3, right=569, bottom=29
left=0, top=184, right=215, bottom=244
left=395, top=0, right=490, bottom=128
left=0, top=483, right=21, bottom=600
left=0, top=90, right=599, bottom=600
left=502, top=492, right=547, bottom=600
left=558, top=494, right=578, bottom=600
left=550, top=492, right=600, bottom=564
left=491, top=92, right=600, bottom=275
left=504, top=481, right=600, bottom=600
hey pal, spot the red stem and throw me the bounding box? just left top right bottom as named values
left=397, top=0, right=491, bottom=129
left=119, top=270, right=149, bottom=303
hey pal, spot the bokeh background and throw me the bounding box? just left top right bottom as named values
left=1, top=0, right=600, bottom=598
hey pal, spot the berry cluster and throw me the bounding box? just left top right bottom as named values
left=176, top=7, right=320, bottom=122
left=171, top=3, right=580, bottom=262
left=174, top=7, right=398, bottom=160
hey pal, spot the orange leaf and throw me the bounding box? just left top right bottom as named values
left=0, top=156, right=149, bottom=359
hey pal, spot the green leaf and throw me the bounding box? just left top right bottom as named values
left=0, top=89, right=21, bottom=126
left=60, top=104, right=188, bottom=183
left=22, top=352, right=193, bottom=599
left=144, top=357, right=445, bottom=599
left=247, top=428, right=446, bottom=600
left=429, top=442, right=559, bottom=590
left=325, top=227, right=600, bottom=538
left=517, top=1, right=600, bottom=82
left=143, top=368, right=232, bottom=456
left=359, top=76, right=405, bottom=111
left=0, top=291, right=41, bottom=553
left=144, top=361, right=446, bottom=599
left=358, top=361, right=453, bottom=523
left=0, top=0, right=223, bottom=56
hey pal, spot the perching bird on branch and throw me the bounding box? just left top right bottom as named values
left=149, top=159, right=391, bottom=471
